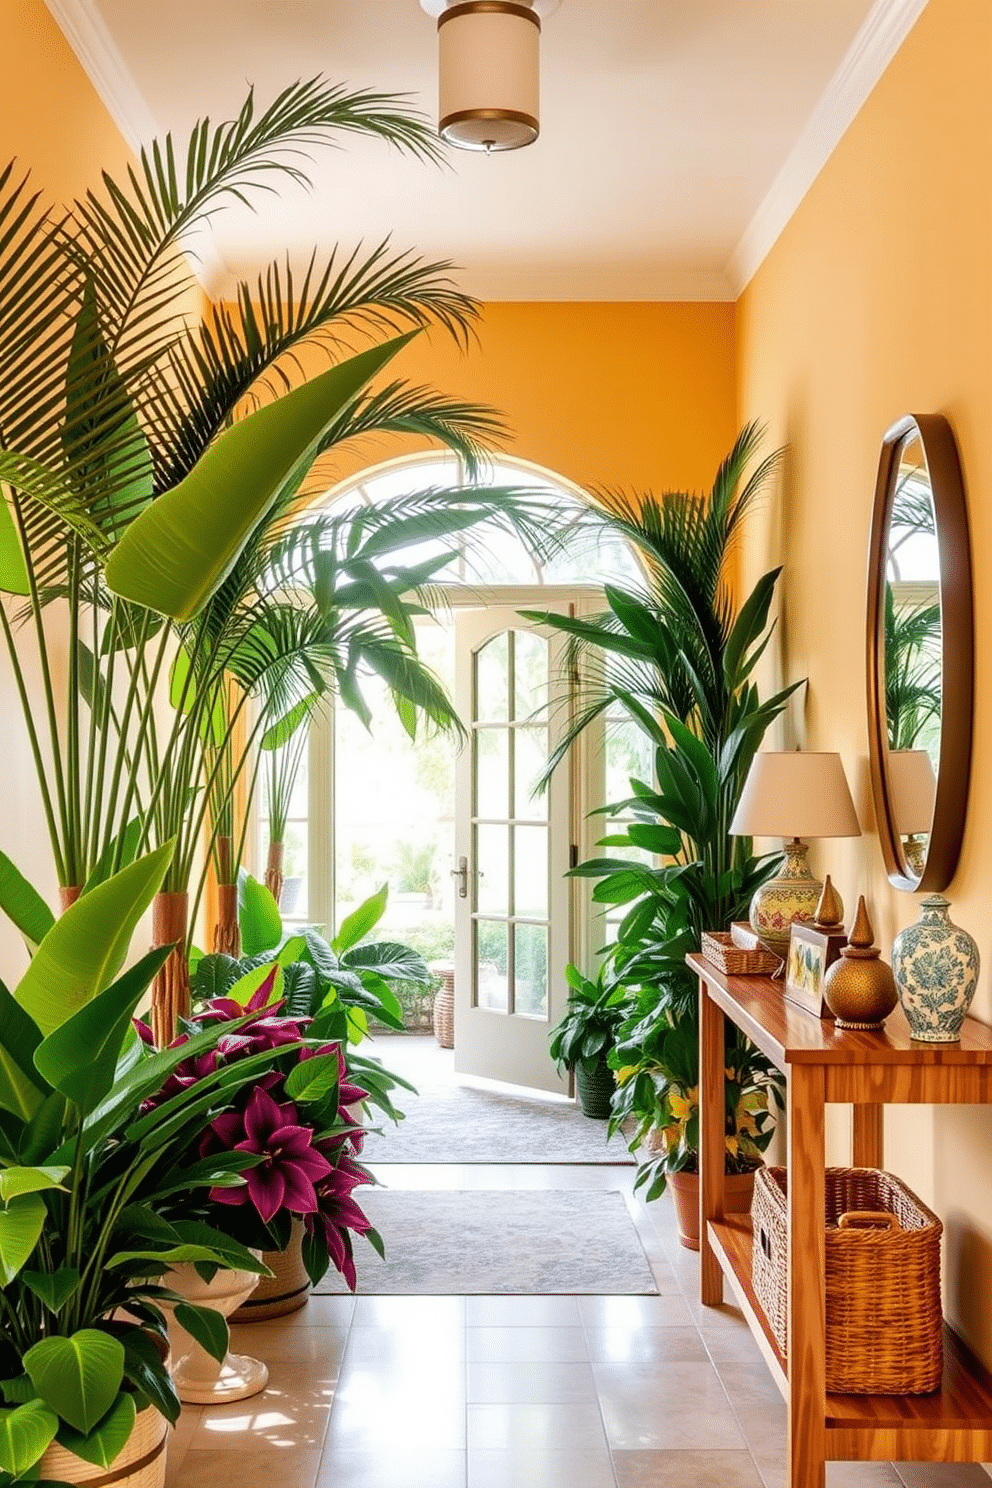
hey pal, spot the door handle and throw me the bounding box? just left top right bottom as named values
left=451, top=855, right=469, bottom=899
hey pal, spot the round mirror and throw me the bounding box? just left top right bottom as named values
left=866, top=414, right=973, bottom=891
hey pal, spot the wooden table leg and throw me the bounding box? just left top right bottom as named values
left=852, top=1102, right=884, bottom=1168
left=787, top=1064, right=826, bottom=1488
left=699, top=976, right=724, bottom=1306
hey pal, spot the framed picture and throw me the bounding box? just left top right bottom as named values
left=784, top=922, right=847, bottom=1018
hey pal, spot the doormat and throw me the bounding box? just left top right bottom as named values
left=360, top=1081, right=634, bottom=1165
left=313, top=1188, right=658, bottom=1295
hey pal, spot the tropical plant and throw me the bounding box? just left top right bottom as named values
left=139, top=969, right=379, bottom=1292
left=189, top=877, right=426, bottom=1125
left=523, top=424, right=802, bottom=1191
left=0, top=844, right=287, bottom=1484
left=0, top=78, right=563, bottom=1044
left=883, top=586, right=941, bottom=751
left=548, top=963, right=630, bottom=1075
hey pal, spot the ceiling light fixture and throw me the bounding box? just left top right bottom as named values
left=420, top=1, right=561, bottom=152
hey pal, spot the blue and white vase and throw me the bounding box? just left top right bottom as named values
left=892, top=895, right=980, bottom=1043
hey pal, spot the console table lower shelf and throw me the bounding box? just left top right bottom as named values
left=709, top=1209, right=992, bottom=1463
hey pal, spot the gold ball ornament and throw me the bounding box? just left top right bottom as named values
left=822, top=896, right=897, bottom=1030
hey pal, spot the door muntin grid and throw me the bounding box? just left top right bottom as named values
left=471, top=628, right=550, bottom=1020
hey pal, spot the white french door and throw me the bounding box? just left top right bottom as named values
left=453, top=606, right=574, bottom=1094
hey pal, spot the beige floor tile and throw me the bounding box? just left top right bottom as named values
left=351, top=1294, right=466, bottom=1327
left=316, top=1447, right=467, bottom=1488
left=228, top=1322, right=349, bottom=1365
left=173, top=1446, right=323, bottom=1487
left=584, top=1325, right=709, bottom=1365
left=467, top=1401, right=610, bottom=1453
left=718, top=1360, right=790, bottom=1412
left=578, top=1294, right=695, bottom=1329
left=613, top=1448, right=764, bottom=1487
left=188, top=1363, right=337, bottom=1452
left=895, top=1470, right=992, bottom=1486
left=827, top=1466, right=904, bottom=1485
left=164, top=1406, right=201, bottom=1486
left=325, top=1366, right=466, bottom=1451
left=592, top=1360, right=747, bottom=1451
left=299, top=1295, right=356, bottom=1326
left=466, top=1295, right=581, bottom=1326
left=343, top=1322, right=464, bottom=1366
left=699, top=1322, right=766, bottom=1364
left=467, top=1360, right=598, bottom=1403
left=468, top=1446, right=617, bottom=1488
left=466, top=1326, right=589, bottom=1363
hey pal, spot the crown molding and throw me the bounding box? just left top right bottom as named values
left=727, top=0, right=930, bottom=294
left=43, top=0, right=158, bottom=152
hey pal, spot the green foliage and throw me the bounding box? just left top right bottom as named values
left=548, top=965, right=630, bottom=1075
left=528, top=426, right=801, bottom=1195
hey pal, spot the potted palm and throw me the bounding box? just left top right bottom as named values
left=525, top=425, right=802, bottom=1225
left=548, top=964, right=629, bottom=1118
left=0, top=845, right=278, bottom=1486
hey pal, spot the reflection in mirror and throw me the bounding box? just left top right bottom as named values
left=867, top=412, right=973, bottom=892
left=883, top=432, right=941, bottom=880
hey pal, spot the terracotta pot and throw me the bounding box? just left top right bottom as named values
left=668, top=1167, right=757, bottom=1251
left=39, top=1402, right=167, bottom=1488
left=231, top=1222, right=312, bottom=1322
left=162, top=1259, right=268, bottom=1404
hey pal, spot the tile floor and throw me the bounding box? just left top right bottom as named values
left=163, top=1039, right=992, bottom=1487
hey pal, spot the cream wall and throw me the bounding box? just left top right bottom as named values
left=737, top=0, right=992, bottom=1361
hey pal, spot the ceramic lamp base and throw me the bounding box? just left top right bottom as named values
left=749, top=839, right=829, bottom=957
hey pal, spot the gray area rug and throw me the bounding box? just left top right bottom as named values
left=314, top=1189, right=658, bottom=1295
left=362, top=1081, right=634, bottom=1165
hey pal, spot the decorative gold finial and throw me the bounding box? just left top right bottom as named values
left=814, top=875, right=844, bottom=931
left=823, top=895, right=897, bottom=1029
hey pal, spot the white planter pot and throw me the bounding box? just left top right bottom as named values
left=163, top=1261, right=268, bottom=1404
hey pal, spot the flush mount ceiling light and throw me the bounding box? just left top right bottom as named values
left=419, top=1, right=561, bottom=152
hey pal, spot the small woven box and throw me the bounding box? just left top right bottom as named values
left=701, top=929, right=780, bottom=977
left=751, top=1165, right=943, bottom=1394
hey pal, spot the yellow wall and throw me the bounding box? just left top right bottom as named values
left=737, top=0, right=992, bottom=1360
left=0, top=2, right=135, bottom=970
left=316, top=300, right=738, bottom=499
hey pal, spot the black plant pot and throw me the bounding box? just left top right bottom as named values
left=574, top=1058, right=616, bottom=1120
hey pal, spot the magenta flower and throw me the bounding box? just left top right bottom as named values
left=205, top=1086, right=334, bottom=1224
left=304, top=1152, right=375, bottom=1291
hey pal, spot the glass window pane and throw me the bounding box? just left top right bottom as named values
left=476, top=728, right=509, bottom=819
left=476, top=634, right=509, bottom=722
left=281, top=822, right=308, bottom=921
left=476, top=824, right=509, bottom=914
left=514, top=727, right=549, bottom=821
left=513, top=630, right=548, bottom=721
left=606, top=717, right=653, bottom=803
left=288, top=751, right=309, bottom=818
left=514, top=923, right=547, bottom=1018
left=514, top=825, right=548, bottom=918
left=475, top=920, right=509, bottom=1012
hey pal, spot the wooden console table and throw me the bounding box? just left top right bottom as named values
left=690, top=952, right=992, bottom=1488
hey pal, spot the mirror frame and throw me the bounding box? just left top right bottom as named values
left=866, top=413, right=973, bottom=891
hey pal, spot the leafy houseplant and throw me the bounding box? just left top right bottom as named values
left=524, top=425, right=802, bottom=1205
left=548, top=965, right=630, bottom=1119
left=0, top=846, right=281, bottom=1486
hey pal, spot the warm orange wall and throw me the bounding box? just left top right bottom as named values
left=0, top=2, right=135, bottom=971
left=737, top=0, right=992, bottom=1360
left=318, top=301, right=738, bottom=498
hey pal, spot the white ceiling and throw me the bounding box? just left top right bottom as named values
left=48, top=0, right=926, bottom=300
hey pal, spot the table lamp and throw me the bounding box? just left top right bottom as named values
left=730, top=751, right=861, bottom=956
left=887, top=748, right=937, bottom=877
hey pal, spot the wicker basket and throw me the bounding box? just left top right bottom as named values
left=39, top=1404, right=167, bottom=1488
left=752, top=1165, right=943, bottom=1393
left=431, top=964, right=455, bottom=1049
left=231, top=1223, right=311, bottom=1322
left=701, top=930, right=781, bottom=977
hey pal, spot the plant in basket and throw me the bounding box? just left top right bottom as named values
left=140, top=965, right=381, bottom=1293
left=0, top=846, right=276, bottom=1488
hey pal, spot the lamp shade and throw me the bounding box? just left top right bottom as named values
left=435, top=1, right=542, bottom=151
left=887, top=749, right=937, bottom=836
left=730, top=752, right=861, bottom=840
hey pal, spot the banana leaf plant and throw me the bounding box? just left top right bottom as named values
left=0, top=843, right=303, bottom=1484
left=0, top=78, right=553, bottom=1042
left=523, top=425, right=804, bottom=1189
left=190, top=877, right=426, bottom=1128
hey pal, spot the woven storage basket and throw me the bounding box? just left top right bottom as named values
left=752, top=1165, right=943, bottom=1393
left=701, top=930, right=781, bottom=977
left=432, top=966, right=455, bottom=1049
left=39, top=1404, right=167, bottom=1488
left=231, top=1222, right=311, bottom=1321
